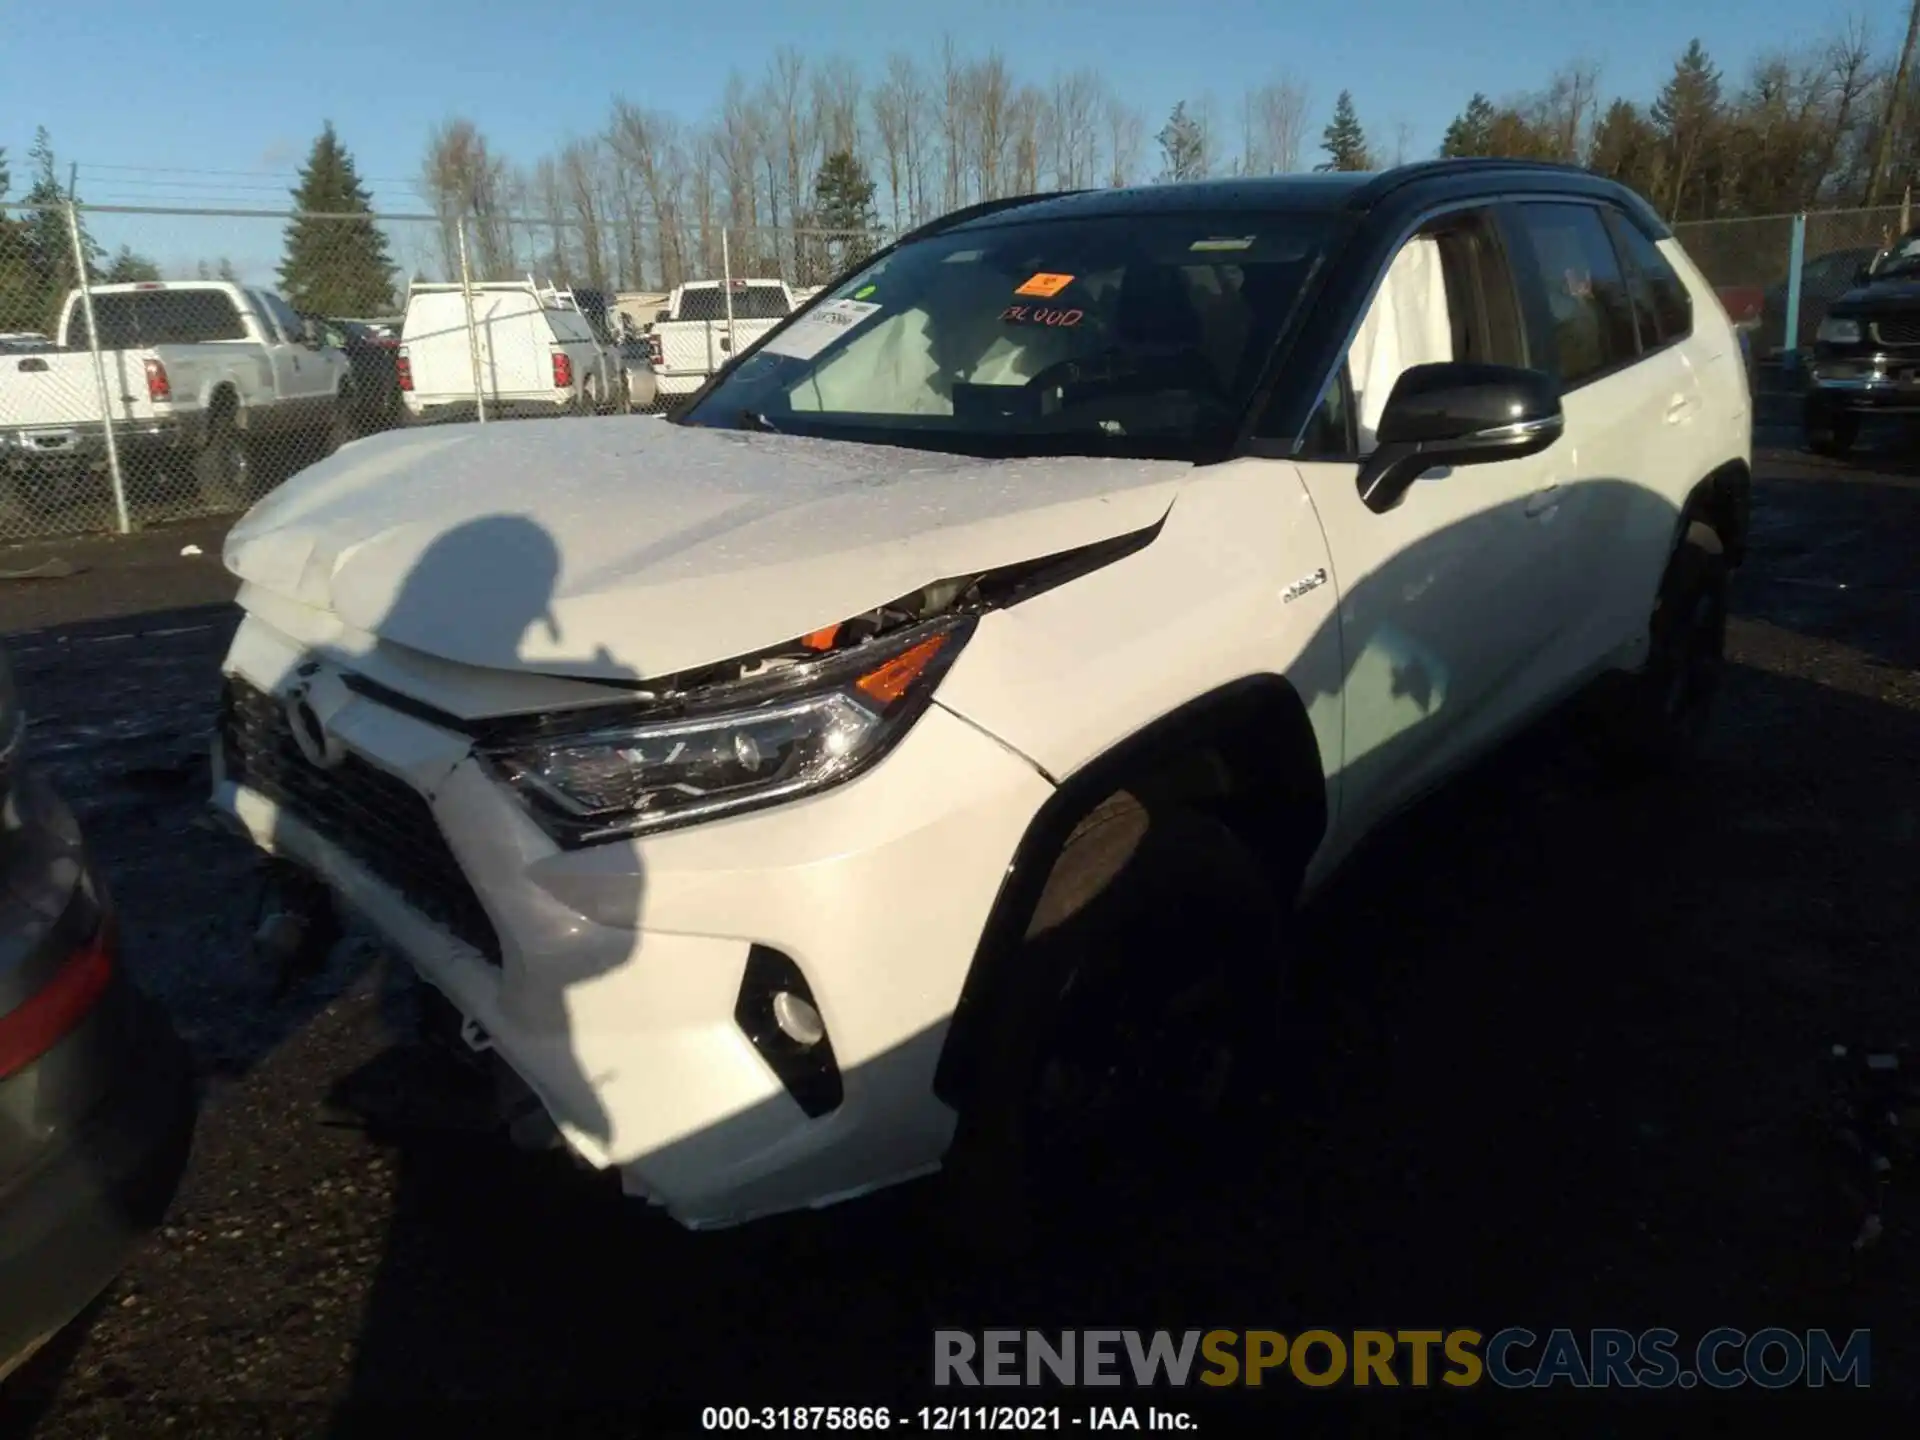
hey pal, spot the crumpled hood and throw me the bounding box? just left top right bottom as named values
left=224, top=417, right=1188, bottom=681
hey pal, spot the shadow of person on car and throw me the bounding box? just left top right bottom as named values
left=296, top=514, right=636, bottom=1428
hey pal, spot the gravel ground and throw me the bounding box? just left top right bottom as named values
left=0, top=424, right=1915, bottom=1433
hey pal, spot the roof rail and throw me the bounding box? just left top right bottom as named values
left=897, top=190, right=1083, bottom=245
left=1352, top=156, right=1605, bottom=204
left=1348, top=157, right=1668, bottom=235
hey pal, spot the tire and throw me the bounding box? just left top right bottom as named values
left=193, top=409, right=254, bottom=511
left=933, top=793, right=1285, bottom=1260
left=320, top=389, right=357, bottom=457
left=576, top=378, right=597, bottom=417
left=1803, top=396, right=1858, bottom=457
left=1595, top=519, right=1729, bottom=772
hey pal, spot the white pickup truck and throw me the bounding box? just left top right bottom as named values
left=0, top=281, right=353, bottom=519
left=643, top=278, right=798, bottom=405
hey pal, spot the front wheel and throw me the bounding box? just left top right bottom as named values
left=320, top=388, right=357, bottom=457
left=193, top=412, right=254, bottom=511
left=933, top=794, right=1285, bottom=1260
left=1803, top=396, right=1859, bottom=457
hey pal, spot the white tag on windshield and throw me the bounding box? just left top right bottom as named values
left=758, top=299, right=883, bottom=360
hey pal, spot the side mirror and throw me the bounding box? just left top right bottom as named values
left=1357, top=361, right=1564, bottom=513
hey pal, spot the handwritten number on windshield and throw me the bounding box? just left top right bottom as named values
left=1001, top=304, right=1085, bottom=327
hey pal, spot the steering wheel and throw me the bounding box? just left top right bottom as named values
left=1022, top=342, right=1227, bottom=405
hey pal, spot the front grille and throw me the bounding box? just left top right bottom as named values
left=218, top=677, right=502, bottom=966
left=1871, top=318, right=1920, bottom=346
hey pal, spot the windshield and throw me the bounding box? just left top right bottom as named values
left=680, top=210, right=1330, bottom=458
left=1873, top=231, right=1920, bottom=278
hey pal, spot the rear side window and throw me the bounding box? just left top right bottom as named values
left=678, top=286, right=790, bottom=322
left=1603, top=212, right=1692, bottom=347
left=1513, top=203, right=1638, bottom=386
left=69, top=289, right=247, bottom=348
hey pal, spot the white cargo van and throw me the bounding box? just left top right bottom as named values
left=397, top=280, right=625, bottom=423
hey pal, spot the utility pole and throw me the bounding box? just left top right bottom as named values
left=1868, top=0, right=1920, bottom=206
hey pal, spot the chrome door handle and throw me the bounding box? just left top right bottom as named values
left=1665, top=394, right=1693, bottom=424
left=1524, top=483, right=1561, bottom=517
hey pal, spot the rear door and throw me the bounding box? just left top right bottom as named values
left=658, top=287, right=726, bottom=376
left=401, top=292, right=481, bottom=402
left=246, top=289, right=304, bottom=420
left=1498, top=201, right=1689, bottom=685
left=258, top=290, right=336, bottom=419
left=478, top=291, right=549, bottom=399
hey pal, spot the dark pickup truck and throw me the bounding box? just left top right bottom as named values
left=1803, top=236, right=1920, bottom=455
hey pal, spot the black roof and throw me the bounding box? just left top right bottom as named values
left=917, top=159, right=1669, bottom=242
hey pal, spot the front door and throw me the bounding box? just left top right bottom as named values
left=1291, top=211, right=1577, bottom=844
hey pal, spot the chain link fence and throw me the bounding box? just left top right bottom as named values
left=0, top=204, right=893, bottom=544
left=1672, top=205, right=1912, bottom=366
left=26, top=193, right=1911, bottom=546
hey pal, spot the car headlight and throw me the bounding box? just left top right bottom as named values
left=482, top=617, right=973, bottom=846
left=1816, top=316, right=1862, bottom=344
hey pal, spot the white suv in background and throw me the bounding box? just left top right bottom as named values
left=209, top=161, right=1751, bottom=1242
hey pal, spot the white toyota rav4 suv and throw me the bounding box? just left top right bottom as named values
left=209, top=161, right=1751, bottom=1238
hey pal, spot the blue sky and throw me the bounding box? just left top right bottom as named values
left=0, top=0, right=1873, bottom=281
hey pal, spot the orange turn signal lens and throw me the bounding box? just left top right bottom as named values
left=854, top=632, right=951, bottom=706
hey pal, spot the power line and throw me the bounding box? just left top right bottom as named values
left=78, top=161, right=421, bottom=186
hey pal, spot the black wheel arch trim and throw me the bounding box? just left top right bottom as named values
left=1683, top=460, right=1751, bottom=568
left=930, top=673, right=1326, bottom=1114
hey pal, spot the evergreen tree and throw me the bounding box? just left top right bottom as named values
left=278, top=124, right=396, bottom=314
left=103, top=245, right=162, bottom=283
left=1651, top=40, right=1723, bottom=217
left=1588, top=99, right=1665, bottom=201
left=10, top=129, right=100, bottom=331
left=1317, top=91, right=1375, bottom=172
left=810, top=149, right=879, bottom=277
left=1155, top=101, right=1209, bottom=183
left=1441, top=95, right=1498, bottom=158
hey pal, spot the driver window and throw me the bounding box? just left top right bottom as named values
left=1348, top=234, right=1455, bottom=454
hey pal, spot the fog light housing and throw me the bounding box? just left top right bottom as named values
left=734, top=945, right=842, bottom=1117
left=772, top=990, right=825, bottom=1047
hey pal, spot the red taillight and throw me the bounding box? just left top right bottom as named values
left=645, top=334, right=662, bottom=367
left=0, top=920, right=114, bottom=1080
left=396, top=349, right=413, bottom=392
left=551, top=350, right=573, bottom=388
left=144, top=357, right=170, bottom=401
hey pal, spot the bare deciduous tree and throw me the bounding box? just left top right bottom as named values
left=1239, top=78, right=1311, bottom=175
left=1105, top=93, right=1145, bottom=187
left=420, top=118, right=511, bottom=279
left=938, top=37, right=971, bottom=210
left=967, top=51, right=1016, bottom=200
left=872, top=54, right=926, bottom=229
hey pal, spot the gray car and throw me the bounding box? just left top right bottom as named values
left=0, top=645, right=197, bottom=1383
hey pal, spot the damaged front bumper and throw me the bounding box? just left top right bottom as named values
left=208, top=608, right=1052, bottom=1228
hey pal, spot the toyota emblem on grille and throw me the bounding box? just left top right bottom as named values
left=283, top=683, right=346, bottom=770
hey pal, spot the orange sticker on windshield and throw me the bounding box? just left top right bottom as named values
left=1014, top=272, right=1074, bottom=298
